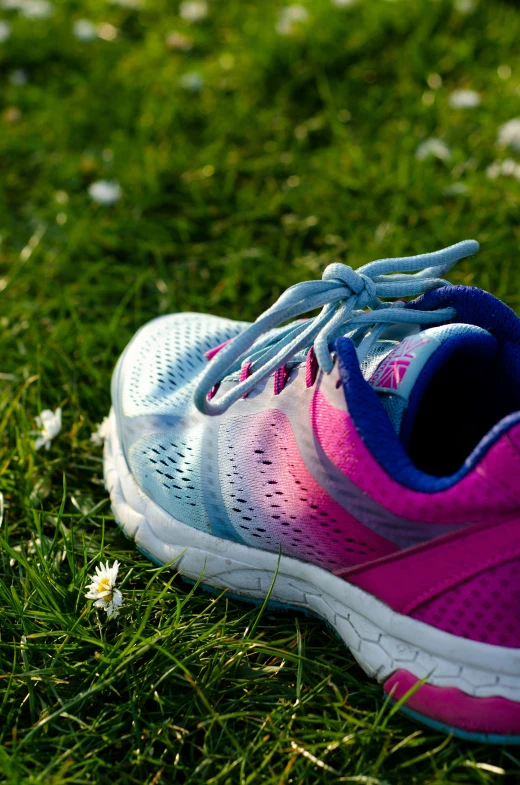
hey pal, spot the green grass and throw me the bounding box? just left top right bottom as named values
left=1, top=0, right=520, bottom=782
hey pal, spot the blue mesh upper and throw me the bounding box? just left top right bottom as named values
left=121, top=313, right=247, bottom=418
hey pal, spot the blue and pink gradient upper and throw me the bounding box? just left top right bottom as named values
left=114, top=305, right=520, bottom=648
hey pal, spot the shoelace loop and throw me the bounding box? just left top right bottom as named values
left=194, top=239, right=479, bottom=416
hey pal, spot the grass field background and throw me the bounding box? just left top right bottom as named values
left=2, top=0, right=520, bottom=782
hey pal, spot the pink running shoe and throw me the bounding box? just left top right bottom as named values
left=104, top=240, right=520, bottom=743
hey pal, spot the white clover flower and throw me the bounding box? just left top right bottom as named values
left=332, top=0, right=357, bottom=6
left=33, top=408, right=62, bottom=451
left=497, top=119, right=520, bottom=152
left=449, top=89, right=480, bottom=109
left=85, top=560, right=123, bottom=619
left=73, top=19, right=97, bottom=42
left=416, top=138, right=451, bottom=161
left=179, top=0, right=207, bottom=22
left=90, top=417, right=111, bottom=446
left=0, top=21, right=11, bottom=42
left=276, top=5, right=308, bottom=35
left=88, top=180, right=121, bottom=205
left=179, top=71, right=203, bottom=92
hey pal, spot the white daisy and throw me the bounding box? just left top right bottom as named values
left=415, top=138, right=451, bottom=161
left=0, top=21, right=11, bottom=42
left=276, top=5, right=308, bottom=35
left=88, top=180, right=121, bottom=205
left=449, top=89, right=480, bottom=109
left=85, top=560, right=123, bottom=619
left=33, top=407, right=62, bottom=451
left=497, top=118, right=520, bottom=152
left=90, top=417, right=111, bottom=446
left=73, top=19, right=97, bottom=42
left=179, top=1, right=207, bottom=22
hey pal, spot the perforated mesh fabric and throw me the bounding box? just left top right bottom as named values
left=128, top=425, right=212, bottom=532
left=412, top=558, right=520, bottom=647
left=428, top=323, right=488, bottom=340
left=360, top=340, right=398, bottom=380
left=217, top=409, right=395, bottom=570
left=122, top=313, right=247, bottom=418
left=380, top=395, right=407, bottom=433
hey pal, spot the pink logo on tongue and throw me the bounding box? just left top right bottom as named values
left=369, top=335, right=430, bottom=390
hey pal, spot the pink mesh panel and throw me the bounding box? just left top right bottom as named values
left=343, top=514, right=520, bottom=615
left=218, top=409, right=397, bottom=570
left=412, top=558, right=520, bottom=647
left=312, top=389, right=520, bottom=524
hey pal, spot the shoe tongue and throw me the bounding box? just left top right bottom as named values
left=364, top=324, right=497, bottom=437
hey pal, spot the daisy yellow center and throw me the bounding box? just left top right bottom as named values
left=97, top=577, right=112, bottom=598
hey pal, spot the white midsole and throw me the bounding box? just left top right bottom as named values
left=103, top=409, right=520, bottom=702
